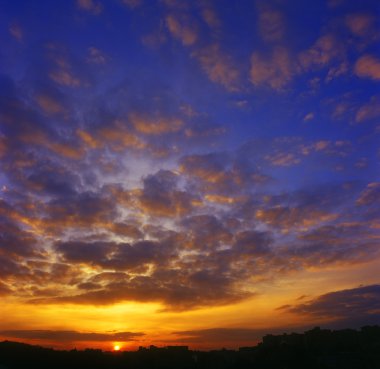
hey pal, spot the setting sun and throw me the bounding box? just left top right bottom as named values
left=113, top=345, right=121, bottom=351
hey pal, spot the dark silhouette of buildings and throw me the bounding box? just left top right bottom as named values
left=0, top=326, right=379, bottom=368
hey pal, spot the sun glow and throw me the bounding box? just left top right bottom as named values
left=113, top=344, right=121, bottom=351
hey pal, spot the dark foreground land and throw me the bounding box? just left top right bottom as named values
left=0, top=326, right=379, bottom=369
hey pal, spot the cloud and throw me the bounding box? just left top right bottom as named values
left=265, top=152, right=300, bottom=166
left=356, top=182, right=380, bottom=206
left=35, top=269, right=250, bottom=310
left=166, top=13, right=198, bottom=46
left=200, top=4, right=221, bottom=30
left=345, top=13, right=376, bottom=38
left=86, top=47, right=108, bottom=64
left=0, top=281, right=11, bottom=296
left=56, top=239, right=174, bottom=271
left=250, top=47, right=294, bottom=90
left=233, top=230, right=271, bottom=256
left=280, top=284, right=380, bottom=327
left=256, top=207, right=336, bottom=232
left=0, top=330, right=144, bottom=342
left=34, top=94, right=65, bottom=115
left=129, top=113, right=183, bottom=135
left=355, top=95, right=380, bottom=122
left=180, top=215, right=233, bottom=250
left=0, top=221, right=40, bottom=258
left=257, top=4, right=285, bottom=42
left=77, top=0, right=103, bottom=15
left=299, top=34, right=345, bottom=71
left=9, top=23, right=23, bottom=42
left=179, top=152, right=228, bottom=184
left=0, top=254, right=29, bottom=278
left=303, top=112, right=314, bottom=122
left=355, top=54, right=380, bottom=80
left=192, top=44, right=240, bottom=91
left=49, top=70, right=82, bottom=87
left=95, top=122, right=146, bottom=151
left=138, top=170, right=195, bottom=217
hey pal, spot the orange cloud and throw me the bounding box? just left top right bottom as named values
left=256, top=207, right=337, bottom=232
left=20, top=131, right=84, bottom=160
left=200, top=6, right=221, bottom=30
left=346, top=13, right=375, bottom=37
left=355, top=96, right=380, bottom=122
left=193, top=44, right=240, bottom=91
left=250, top=47, right=294, bottom=90
left=356, top=182, right=380, bottom=206
left=49, top=70, right=82, bottom=87
left=355, top=54, right=380, bottom=80
left=77, top=130, right=102, bottom=149
left=257, top=5, right=285, bottom=42
left=166, top=14, right=198, bottom=46
left=129, top=113, right=183, bottom=135
left=299, top=34, right=344, bottom=70
left=35, top=95, right=65, bottom=115
left=265, top=152, right=300, bottom=166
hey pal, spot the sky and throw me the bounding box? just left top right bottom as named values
left=0, top=0, right=379, bottom=351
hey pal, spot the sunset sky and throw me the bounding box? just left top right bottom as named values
left=0, top=0, right=379, bottom=351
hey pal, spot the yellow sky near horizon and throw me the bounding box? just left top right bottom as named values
left=1, top=257, right=379, bottom=350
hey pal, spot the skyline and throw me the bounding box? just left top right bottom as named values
left=0, top=0, right=379, bottom=351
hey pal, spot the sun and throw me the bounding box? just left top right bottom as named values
left=113, top=344, right=121, bottom=351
